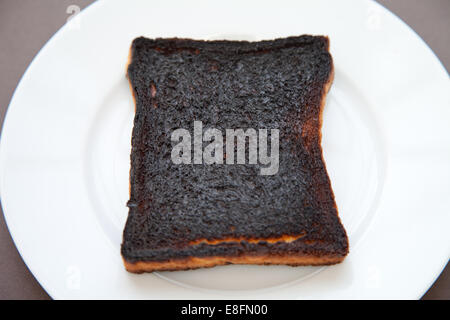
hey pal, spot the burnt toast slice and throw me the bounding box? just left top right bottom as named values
left=122, top=36, right=348, bottom=272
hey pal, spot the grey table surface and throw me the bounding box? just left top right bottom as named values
left=0, top=0, right=448, bottom=300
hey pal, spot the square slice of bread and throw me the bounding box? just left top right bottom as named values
left=122, top=36, right=348, bottom=272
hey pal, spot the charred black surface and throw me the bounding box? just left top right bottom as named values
left=122, top=36, right=348, bottom=263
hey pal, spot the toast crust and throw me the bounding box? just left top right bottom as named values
left=124, top=254, right=344, bottom=273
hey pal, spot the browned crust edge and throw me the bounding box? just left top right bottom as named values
left=123, top=254, right=345, bottom=273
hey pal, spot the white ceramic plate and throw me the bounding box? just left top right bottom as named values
left=1, top=0, right=449, bottom=299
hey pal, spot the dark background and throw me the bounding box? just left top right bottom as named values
left=0, top=0, right=448, bottom=299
